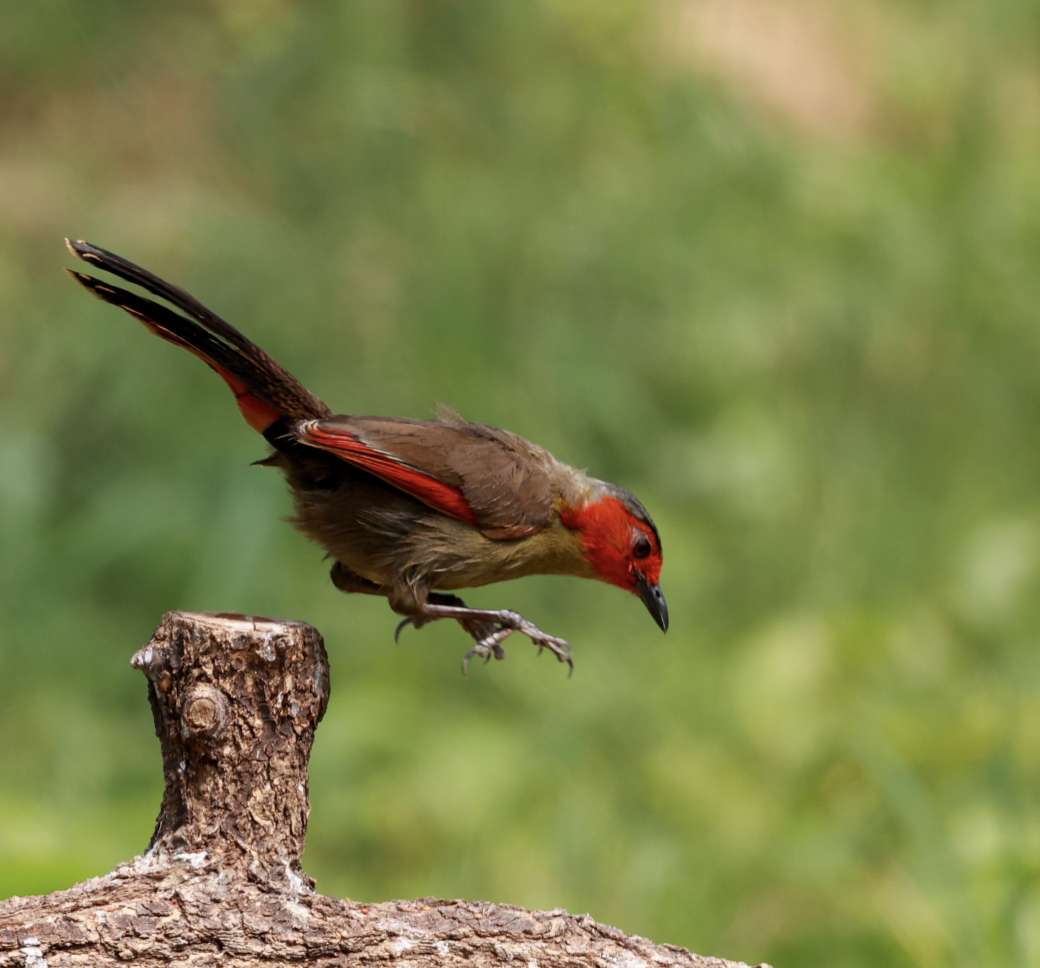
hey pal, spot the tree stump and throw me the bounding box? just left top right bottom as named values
left=0, top=611, right=761, bottom=968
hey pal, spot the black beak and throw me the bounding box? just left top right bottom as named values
left=636, top=575, right=669, bottom=632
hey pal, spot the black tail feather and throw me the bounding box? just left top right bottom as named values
left=66, top=239, right=255, bottom=357
left=65, top=239, right=330, bottom=426
left=68, top=269, right=262, bottom=389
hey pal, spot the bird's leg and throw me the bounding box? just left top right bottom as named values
left=414, top=602, right=573, bottom=675
left=394, top=593, right=507, bottom=661
left=336, top=566, right=570, bottom=674
left=333, top=566, right=512, bottom=664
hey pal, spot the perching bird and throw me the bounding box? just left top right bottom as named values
left=65, top=239, right=666, bottom=673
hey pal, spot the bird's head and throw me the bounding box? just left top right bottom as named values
left=561, top=484, right=668, bottom=632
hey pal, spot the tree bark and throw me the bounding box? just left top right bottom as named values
left=0, top=611, right=762, bottom=968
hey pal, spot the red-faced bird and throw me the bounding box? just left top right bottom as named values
left=65, top=239, right=666, bottom=673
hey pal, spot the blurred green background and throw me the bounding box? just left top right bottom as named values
left=3, top=2, right=1040, bottom=965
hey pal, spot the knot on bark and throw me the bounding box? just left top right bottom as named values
left=181, top=684, right=229, bottom=739
left=131, top=610, right=330, bottom=881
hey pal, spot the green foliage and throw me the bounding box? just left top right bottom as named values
left=3, top=3, right=1040, bottom=965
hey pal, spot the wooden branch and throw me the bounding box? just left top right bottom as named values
left=0, top=611, right=761, bottom=968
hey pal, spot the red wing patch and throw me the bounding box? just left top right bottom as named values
left=297, top=421, right=479, bottom=525
left=121, top=301, right=281, bottom=433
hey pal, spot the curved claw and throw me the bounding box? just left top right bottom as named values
left=534, top=638, right=574, bottom=677
left=553, top=652, right=575, bottom=678
left=393, top=617, right=413, bottom=643
left=461, top=644, right=480, bottom=675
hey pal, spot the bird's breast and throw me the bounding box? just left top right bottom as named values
left=286, top=463, right=596, bottom=592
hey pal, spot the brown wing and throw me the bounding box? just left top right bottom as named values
left=295, top=411, right=558, bottom=540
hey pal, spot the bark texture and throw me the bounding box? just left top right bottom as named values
left=0, top=611, right=762, bottom=968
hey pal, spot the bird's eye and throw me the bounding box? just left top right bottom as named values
left=633, top=535, right=652, bottom=559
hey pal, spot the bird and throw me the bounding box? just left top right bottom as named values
left=65, top=239, right=667, bottom=673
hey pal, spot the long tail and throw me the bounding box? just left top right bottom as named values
left=65, top=239, right=331, bottom=439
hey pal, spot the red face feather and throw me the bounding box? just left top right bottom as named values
left=561, top=496, right=662, bottom=592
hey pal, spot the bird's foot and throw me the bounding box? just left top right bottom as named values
left=400, top=612, right=509, bottom=665
left=398, top=600, right=573, bottom=675
left=462, top=630, right=509, bottom=672
left=457, top=609, right=572, bottom=676
left=393, top=592, right=476, bottom=642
